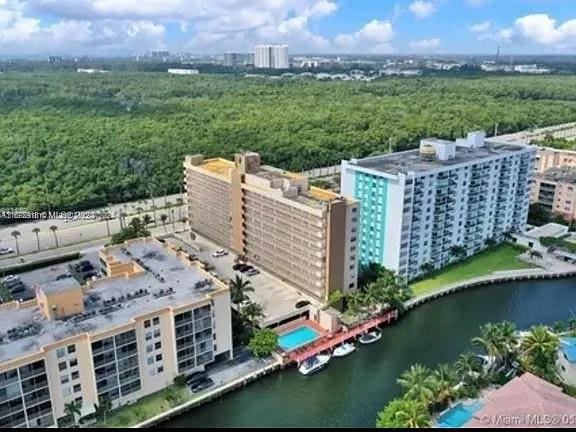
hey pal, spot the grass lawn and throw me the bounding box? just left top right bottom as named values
left=100, top=385, right=189, bottom=427
left=410, top=244, right=535, bottom=297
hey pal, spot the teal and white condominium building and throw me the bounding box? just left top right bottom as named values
left=341, top=132, right=536, bottom=280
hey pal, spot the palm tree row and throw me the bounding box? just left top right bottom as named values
left=377, top=321, right=561, bottom=428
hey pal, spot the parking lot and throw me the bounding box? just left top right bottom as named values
left=169, top=233, right=321, bottom=327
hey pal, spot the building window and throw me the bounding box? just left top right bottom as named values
left=67, top=345, right=76, bottom=354
left=155, top=354, right=163, bottom=362
left=146, top=344, right=153, bottom=353
left=69, top=359, right=78, bottom=368
left=62, top=388, right=71, bottom=397
left=152, top=317, right=160, bottom=326
left=73, top=384, right=82, bottom=393
left=147, top=357, right=154, bottom=365
left=71, top=371, right=80, bottom=380
left=145, top=332, right=153, bottom=341
left=153, top=329, right=161, bottom=338
left=58, top=362, right=67, bottom=371
left=57, top=348, right=66, bottom=358
left=157, top=366, right=164, bottom=374
left=75, top=397, right=83, bottom=405
left=61, top=375, right=69, bottom=385
left=144, top=320, right=151, bottom=328
left=154, top=341, right=162, bottom=350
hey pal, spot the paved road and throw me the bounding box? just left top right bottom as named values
left=0, top=194, right=185, bottom=261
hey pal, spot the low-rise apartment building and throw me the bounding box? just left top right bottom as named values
left=341, top=131, right=536, bottom=280
left=184, top=152, right=359, bottom=301
left=536, top=147, right=576, bottom=173
left=532, top=167, right=576, bottom=222
left=0, top=238, right=232, bottom=428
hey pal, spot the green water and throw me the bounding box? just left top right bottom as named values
left=166, top=278, right=576, bottom=428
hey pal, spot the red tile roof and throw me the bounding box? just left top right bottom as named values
left=466, top=373, right=576, bottom=428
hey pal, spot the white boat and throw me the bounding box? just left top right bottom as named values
left=359, top=330, right=382, bottom=345
left=298, top=354, right=331, bottom=375
left=333, top=343, right=356, bottom=358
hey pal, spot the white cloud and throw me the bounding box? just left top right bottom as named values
left=1, top=0, right=341, bottom=54
left=409, top=37, right=441, bottom=50
left=335, top=19, right=395, bottom=53
left=409, top=1, right=436, bottom=19
left=469, top=21, right=491, bottom=34
left=0, top=2, right=165, bottom=55
left=487, top=14, right=576, bottom=52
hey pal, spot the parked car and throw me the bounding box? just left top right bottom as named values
left=212, top=249, right=228, bottom=258
left=246, top=268, right=260, bottom=277
left=2, top=275, right=19, bottom=283
left=232, top=263, right=244, bottom=271
left=190, top=377, right=214, bottom=393
left=0, top=247, right=15, bottom=256
left=185, top=371, right=207, bottom=386
left=56, top=273, right=72, bottom=280
left=238, top=264, right=253, bottom=273
left=295, top=300, right=311, bottom=309
left=4, top=278, right=22, bottom=289
left=9, top=283, right=26, bottom=294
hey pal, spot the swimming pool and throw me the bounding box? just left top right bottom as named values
left=278, top=326, right=320, bottom=352
left=437, top=400, right=484, bottom=428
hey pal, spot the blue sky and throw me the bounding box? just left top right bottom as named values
left=0, top=0, right=575, bottom=55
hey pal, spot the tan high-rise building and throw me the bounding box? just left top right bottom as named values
left=536, top=148, right=576, bottom=173
left=0, top=238, right=232, bottom=428
left=532, top=167, right=576, bottom=222
left=184, top=152, right=359, bottom=301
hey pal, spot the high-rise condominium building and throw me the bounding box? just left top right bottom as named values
left=184, top=152, right=359, bottom=301
left=341, top=132, right=536, bottom=280
left=254, top=45, right=289, bottom=69
left=532, top=167, right=576, bottom=222
left=0, top=238, right=232, bottom=428
left=223, top=52, right=254, bottom=67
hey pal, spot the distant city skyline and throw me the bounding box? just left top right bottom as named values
left=0, top=1, right=574, bottom=56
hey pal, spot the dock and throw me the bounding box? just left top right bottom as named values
left=288, top=310, right=399, bottom=365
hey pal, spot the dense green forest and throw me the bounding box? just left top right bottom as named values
left=1, top=72, right=576, bottom=211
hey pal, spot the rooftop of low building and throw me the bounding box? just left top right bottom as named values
left=0, top=238, right=222, bottom=365
left=537, top=166, right=576, bottom=184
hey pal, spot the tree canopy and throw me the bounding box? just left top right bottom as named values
left=2, top=72, right=576, bottom=211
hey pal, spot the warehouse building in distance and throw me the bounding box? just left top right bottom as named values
left=341, top=131, right=536, bottom=280
left=0, top=238, right=232, bottom=428
left=184, top=152, right=359, bottom=301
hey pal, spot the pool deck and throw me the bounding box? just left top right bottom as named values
left=286, top=310, right=399, bottom=365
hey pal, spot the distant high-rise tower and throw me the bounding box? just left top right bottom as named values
left=254, top=45, right=289, bottom=69
left=496, top=45, right=501, bottom=65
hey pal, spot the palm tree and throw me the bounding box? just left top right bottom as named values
left=520, top=325, right=559, bottom=381
left=64, top=400, right=82, bottom=427
left=484, top=237, right=497, bottom=249
left=11, top=231, right=21, bottom=256
left=394, top=399, right=431, bottom=428
left=142, top=214, right=153, bottom=227
left=136, top=207, right=144, bottom=217
left=242, top=302, right=265, bottom=326
left=32, top=227, right=41, bottom=252
left=102, top=216, right=113, bottom=237
left=346, top=291, right=366, bottom=315
left=170, top=208, right=176, bottom=231
left=49, top=225, right=59, bottom=248
left=449, top=245, right=467, bottom=261
left=94, top=395, right=112, bottom=425
left=431, top=364, right=457, bottom=408
left=454, top=352, right=481, bottom=382
left=419, top=262, right=435, bottom=276
left=229, top=275, right=254, bottom=304
left=472, top=322, right=518, bottom=368
left=397, top=364, right=435, bottom=405
left=160, top=214, right=168, bottom=232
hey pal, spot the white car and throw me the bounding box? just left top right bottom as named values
left=212, top=249, right=229, bottom=258
left=0, top=248, right=15, bottom=256
left=2, top=275, right=19, bottom=283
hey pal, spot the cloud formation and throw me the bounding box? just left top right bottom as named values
left=335, top=20, right=395, bottom=53
left=409, top=1, right=436, bottom=19
left=410, top=37, right=441, bottom=50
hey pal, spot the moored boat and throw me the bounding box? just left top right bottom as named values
left=333, top=342, right=357, bottom=358
left=298, top=354, right=331, bottom=375
left=359, top=330, right=382, bottom=345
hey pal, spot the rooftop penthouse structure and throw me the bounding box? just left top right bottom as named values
left=0, top=238, right=232, bottom=428
left=184, top=152, right=359, bottom=301
left=341, top=131, right=536, bottom=280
